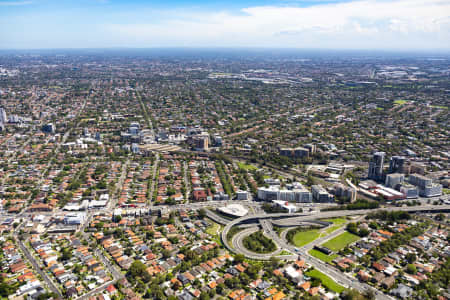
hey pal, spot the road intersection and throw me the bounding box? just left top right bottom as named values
left=219, top=204, right=450, bottom=300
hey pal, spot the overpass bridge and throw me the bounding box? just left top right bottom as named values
left=221, top=204, right=449, bottom=300
left=221, top=204, right=450, bottom=259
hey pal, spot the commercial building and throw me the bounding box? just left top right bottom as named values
left=421, top=184, right=443, bottom=198
left=400, top=185, right=419, bottom=199
left=257, top=183, right=312, bottom=203
left=409, top=173, right=432, bottom=188
left=63, top=213, right=86, bottom=225
left=374, top=185, right=405, bottom=201
left=272, top=200, right=297, bottom=213
left=368, top=152, right=385, bottom=181
left=212, top=134, right=222, bottom=147
left=0, top=107, right=6, bottom=124
left=410, top=163, right=426, bottom=175
left=304, top=143, right=316, bottom=154
left=257, top=186, right=279, bottom=201
left=279, top=144, right=315, bottom=159
left=213, top=192, right=229, bottom=201
left=389, top=156, right=407, bottom=174
left=409, top=173, right=442, bottom=197
left=192, top=133, right=209, bottom=151
left=236, top=190, right=249, bottom=200
left=385, top=173, right=405, bottom=188
left=129, top=122, right=140, bottom=135
left=264, top=178, right=280, bottom=186
left=42, top=123, right=55, bottom=134
left=333, top=183, right=356, bottom=202
left=217, top=204, right=248, bottom=218
left=311, top=185, right=334, bottom=203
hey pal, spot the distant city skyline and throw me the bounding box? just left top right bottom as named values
left=1, top=0, right=450, bottom=50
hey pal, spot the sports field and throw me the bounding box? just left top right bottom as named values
left=394, top=100, right=408, bottom=105
left=237, top=162, right=258, bottom=171
left=321, top=218, right=347, bottom=235
left=292, top=229, right=321, bottom=247
left=322, top=232, right=360, bottom=252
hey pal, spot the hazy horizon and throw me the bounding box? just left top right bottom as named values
left=1, top=0, right=449, bottom=51
left=0, top=48, right=449, bottom=56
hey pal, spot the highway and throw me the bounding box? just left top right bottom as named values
left=205, top=209, right=231, bottom=225
left=222, top=205, right=449, bottom=300
left=222, top=204, right=450, bottom=256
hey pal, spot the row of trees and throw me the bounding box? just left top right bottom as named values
left=366, top=210, right=411, bottom=221
left=323, top=199, right=379, bottom=211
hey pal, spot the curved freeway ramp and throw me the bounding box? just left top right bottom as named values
left=221, top=205, right=450, bottom=258
left=220, top=205, right=450, bottom=300
left=271, top=218, right=331, bottom=228
left=205, top=209, right=230, bottom=225
left=230, top=226, right=297, bottom=260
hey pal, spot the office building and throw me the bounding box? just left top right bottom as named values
left=131, top=143, right=139, bottom=154
left=0, top=107, right=6, bottom=124
left=129, top=122, right=140, bottom=135
left=213, top=134, right=223, bottom=147
left=64, top=213, right=86, bottom=225
left=236, top=190, right=249, bottom=200
left=409, top=174, right=432, bottom=189
left=264, top=178, right=280, bottom=186
left=304, top=143, right=316, bottom=154
left=192, top=133, right=209, bottom=151
left=272, top=200, right=297, bottom=213
left=333, top=183, right=357, bottom=202
left=280, top=145, right=315, bottom=159
left=312, top=185, right=334, bottom=203
left=368, top=152, right=385, bottom=181
left=42, top=123, right=55, bottom=134
left=257, top=184, right=312, bottom=203
left=385, top=173, right=405, bottom=188
left=421, top=184, right=442, bottom=197
left=409, top=173, right=442, bottom=197
left=400, top=185, right=419, bottom=199
left=410, top=163, right=426, bottom=175
left=257, top=186, right=279, bottom=201
left=8, top=115, right=20, bottom=124
left=389, top=156, right=407, bottom=173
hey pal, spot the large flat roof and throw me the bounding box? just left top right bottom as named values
left=218, top=204, right=248, bottom=217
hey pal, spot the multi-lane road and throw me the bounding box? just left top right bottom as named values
left=220, top=204, right=450, bottom=300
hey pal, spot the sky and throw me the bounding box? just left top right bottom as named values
left=0, top=0, right=449, bottom=50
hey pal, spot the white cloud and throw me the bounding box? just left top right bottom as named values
left=105, top=0, right=450, bottom=49
left=0, top=1, right=32, bottom=5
